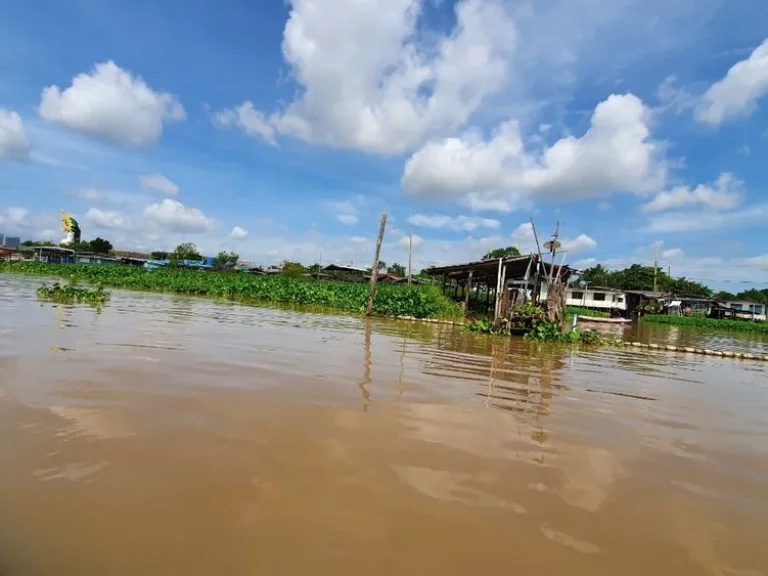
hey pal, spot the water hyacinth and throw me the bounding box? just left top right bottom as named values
left=3, top=262, right=462, bottom=320
left=36, top=282, right=110, bottom=306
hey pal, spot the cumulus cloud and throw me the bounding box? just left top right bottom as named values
left=139, top=174, right=179, bottom=195
left=0, top=108, right=31, bottom=161
left=0, top=207, right=29, bottom=228
left=86, top=208, right=135, bottom=230
left=336, top=214, right=359, bottom=226
left=407, top=214, right=500, bottom=232
left=644, top=203, right=768, bottom=234
left=230, top=226, right=248, bottom=240
left=562, top=234, right=597, bottom=253
left=213, top=102, right=277, bottom=145
left=39, top=61, right=186, bottom=147
left=695, top=39, right=768, bottom=125
left=399, top=233, right=424, bottom=249
left=144, top=199, right=213, bottom=233
left=641, top=173, right=744, bottom=213
left=402, top=93, right=665, bottom=211
left=213, top=0, right=515, bottom=154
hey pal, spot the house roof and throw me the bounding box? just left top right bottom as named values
left=322, top=264, right=368, bottom=274
left=423, top=254, right=573, bottom=283
left=724, top=299, right=765, bottom=306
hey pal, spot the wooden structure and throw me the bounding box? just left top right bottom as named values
left=423, top=254, right=574, bottom=326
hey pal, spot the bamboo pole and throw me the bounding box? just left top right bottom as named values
left=407, top=226, right=413, bottom=286
left=366, top=214, right=388, bottom=316
left=464, top=270, right=473, bottom=314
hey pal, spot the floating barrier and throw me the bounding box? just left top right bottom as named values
left=393, top=316, right=768, bottom=362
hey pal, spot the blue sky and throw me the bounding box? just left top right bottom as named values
left=1, top=0, right=767, bottom=289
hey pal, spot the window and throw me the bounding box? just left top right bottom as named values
left=593, top=292, right=606, bottom=301
left=571, top=291, right=584, bottom=300
left=617, top=297, right=624, bottom=303
left=730, top=303, right=743, bottom=311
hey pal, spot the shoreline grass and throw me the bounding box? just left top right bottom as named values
left=2, top=261, right=462, bottom=320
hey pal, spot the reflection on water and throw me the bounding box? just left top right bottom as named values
left=1, top=274, right=767, bottom=575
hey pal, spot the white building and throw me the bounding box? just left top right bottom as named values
left=723, top=300, right=766, bottom=321
left=566, top=287, right=626, bottom=312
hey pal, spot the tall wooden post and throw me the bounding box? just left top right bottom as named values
left=463, top=270, right=473, bottom=314
left=407, top=226, right=413, bottom=286
left=366, top=214, right=388, bottom=316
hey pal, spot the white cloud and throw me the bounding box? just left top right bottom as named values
left=0, top=207, right=29, bottom=228
left=39, top=61, right=186, bottom=147
left=350, top=235, right=370, bottom=244
left=70, top=187, right=141, bottom=206
left=695, top=39, right=768, bottom=125
left=562, top=234, right=597, bottom=253
left=399, top=233, right=424, bottom=249
left=644, top=203, right=768, bottom=234
left=661, top=247, right=685, bottom=261
left=86, top=208, right=135, bottom=231
left=336, top=214, right=359, bottom=226
left=230, top=226, right=249, bottom=240
left=213, top=101, right=277, bottom=145
left=0, top=108, right=31, bottom=161
left=407, top=213, right=500, bottom=232
left=641, top=172, right=744, bottom=213
left=214, top=0, right=515, bottom=154
left=139, top=174, right=179, bottom=195
left=402, top=93, right=665, bottom=211
left=144, top=199, right=213, bottom=233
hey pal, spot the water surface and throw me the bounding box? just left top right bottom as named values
left=1, top=274, right=767, bottom=575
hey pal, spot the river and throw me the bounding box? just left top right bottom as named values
left=1, top=274, right=767, bottom=575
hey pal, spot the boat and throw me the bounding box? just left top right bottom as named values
left=576, top=316, right=632, bottom=325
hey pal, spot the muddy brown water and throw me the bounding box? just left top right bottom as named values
left=1, top=274, right=767, bottom=575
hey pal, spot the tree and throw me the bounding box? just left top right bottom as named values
left=482, top=246, right=521, bottom=260
left=170, top=242, right=202, bottom=265
left=714, top=291, right=736, bottom=302
left=280, top=261, right=308, bottom=277
left=151, top=251, right=170, bottom=260
left=377, top=260, right=387, bottom=271
left=578, top=264, right=614, bottom=288
left=213, top=251, right=239, bottom=269
left=21, top=240, right=55, bottom=247
left=734, top=289, right=768, bottom=305
left=666, top=277, right=712, bottom=297
left=89, top=237, right=114, bottom=255
left=387, top=263, right=406, bottom=276
left=308, top=263, right=323, bottom=275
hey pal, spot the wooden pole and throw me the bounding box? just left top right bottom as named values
left=464, top=270, right=473, bottom=314
left=493, top=258, right=503, bottom=321
left=366, top=214, right=388, bottom=316
left=407, top=226, right=413, bottom=286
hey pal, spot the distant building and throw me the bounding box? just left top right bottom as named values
left=566, top=286, right=626, bottom=312
left=0, top=234, right=21, bottom=248
left=723, top=300, right=766, bottom=321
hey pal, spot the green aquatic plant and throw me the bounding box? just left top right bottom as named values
left=642, top=314, right=768, bottom=334
left=565, top=306, right=610, bottom=318
left=525, top=321, right=604, bottom=345
left=2, top=261, right=461, bottom=320
left=36, top=282, right=110, bottom=306
left=461, top=318, right=510, bottom=336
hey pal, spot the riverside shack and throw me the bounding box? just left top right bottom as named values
left=423, top=254, right=574, bottom=323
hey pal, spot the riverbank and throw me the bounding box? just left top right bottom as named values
left=0, top=261, right=462, bottom=320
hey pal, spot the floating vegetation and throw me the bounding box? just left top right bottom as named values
left=642, top=314, right=768, bottom=334
left=36, top=282, right=110, bottom=306
left=565, top=306, right=610, bottom=319
left=3, top=262, right=461, bottom=319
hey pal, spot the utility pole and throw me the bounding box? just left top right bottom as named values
left=407, top=226, right=413, bottom=286
left=366, top=214, right=388, bottom=316
left=653, top=243, right=659, bottom=293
